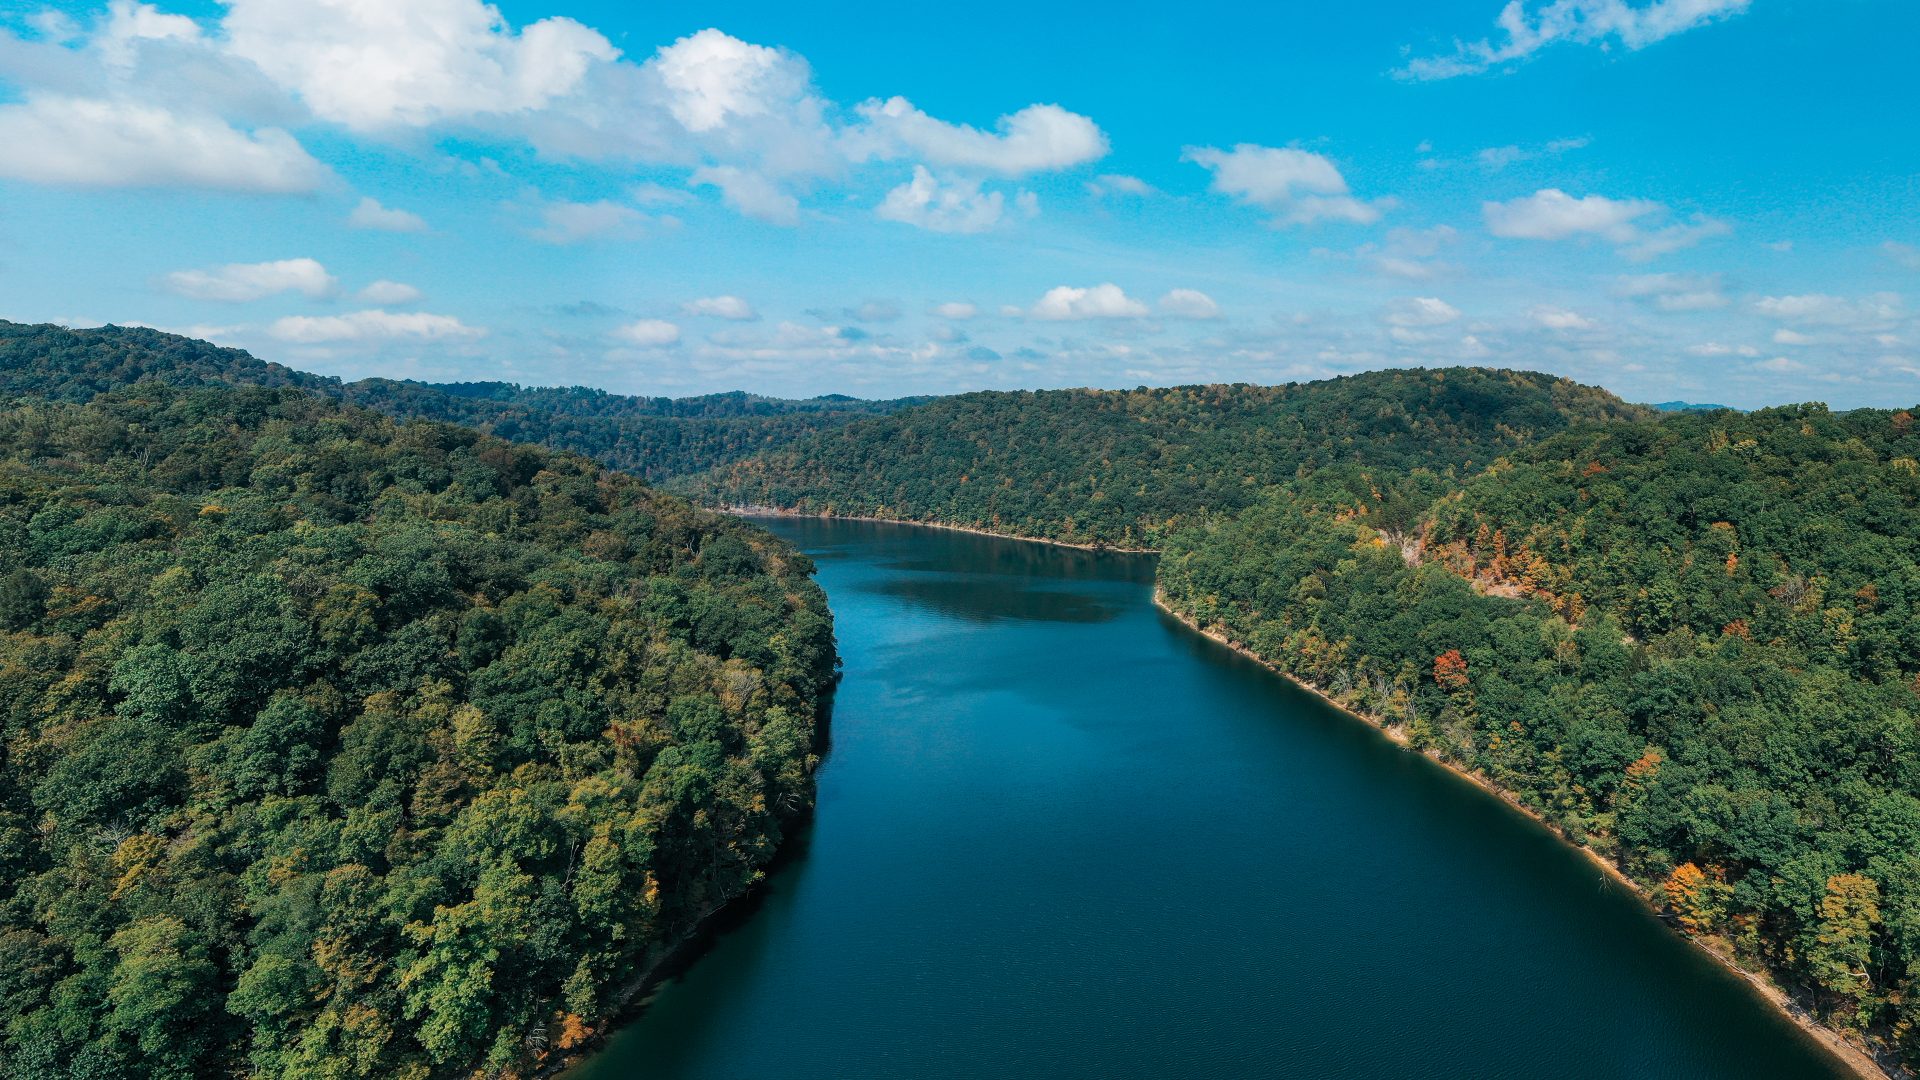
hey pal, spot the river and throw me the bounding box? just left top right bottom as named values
left=570, top=517, right=1852, bottom=1079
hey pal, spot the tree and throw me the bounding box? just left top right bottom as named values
left=1808, top=874, right=1881, bottom=1022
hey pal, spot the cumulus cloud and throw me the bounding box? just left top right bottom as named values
left=1886, top=242, right=1920, bottom=271
left=222, top=0, right=618, bottom=131
left=98, top=0, right=203, bottom=68
left=1400, top=0, right=1752, bottom=81
left=612, top=318, right=681, bottom=346
left=1754, top=293, right=1904, bottom=328
left=162, top=258, right=337, bottom=302
left=1029, top=284, right=1149, bottom=321
left=1383, top=297, right=1462, bottom=327
left=348, top=197, right=428, bottom=232
left=684, top=295, right=758, bottom=320
left=0, top=6, right=1108, bottom=228
left=1686, top=341, right=1761, bottom=357
left=0, top=94, right=326, bottom=191
left=1614, top=272, right=1728, bottom=310
left=1086, top=173, right=1155, bottom=199
left=529, top=199, right=650, bottom=244
left=1158, top=289, right=1222, bottom=320
left=1485, top=189, right=1657, bottom=241
left=357, top=280, right=423, bottom=305
left=1356, top=225, right=1461, bottom=279
left=650, top=28, right=790, bottom=133
left=1475, top=135, right=1590, bottom=171
left=876, top=166, right=1006, bottom=233
left=933, top=302, right=979, bottom=320
left=1483, top=189, right=1727, bottom=259
left=852, top=97, right=1107, bottom=175
left=1183, top=143, right=1384, bottom=226
left=692, top=165, right=800, bottom=224
left=268, top=309, right=484, bottom=343
left=1531, top=306, right=1597, bottom=330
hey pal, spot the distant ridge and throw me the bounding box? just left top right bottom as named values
left=1651, top=399, right=1737, bottom=412
left=682, top=368, right=1654, bottom=547
left=0, top=320, right=919, bottom=479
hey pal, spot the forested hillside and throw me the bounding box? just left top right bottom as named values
left=0, top=321, right=915, bottom=481
left=681, top=369, right=1651, bottom=547
left=1159, top=404, right=1920, bottom=1066
left=0, top=384, right=836, bottom=1078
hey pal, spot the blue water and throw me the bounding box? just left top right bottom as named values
left=571, top=517, right=1850, bottom=1079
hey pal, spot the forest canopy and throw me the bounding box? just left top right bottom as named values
left=678, top=368, right=1651, bottom=547
left=12, top=319, right=1920, bottom=1072
left=0, top=320, right=918, bottom=482
left=1158, top=403, right=1920, bottom=1064
left=0, top=383, right=835, bottom=1078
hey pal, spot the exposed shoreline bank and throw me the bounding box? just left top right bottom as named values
left=1151, top=590, right=1895, bottom=1080
left=721, top=505, right=1162, bottom=554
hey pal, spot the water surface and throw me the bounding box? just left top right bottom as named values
left=573, top=517, right=1850, bottom=1080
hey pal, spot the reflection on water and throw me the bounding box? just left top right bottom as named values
left=863, top=576, right=1123, bottom=623
left=570, top=517, right=1852, bottom=1080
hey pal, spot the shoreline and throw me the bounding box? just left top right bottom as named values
left=541, top=799, right=823, bottom=1079
left=553, top=512, right=1893, bottom=1080
left=721, top=505, right=1162, bottom=554
left=1152, top=590, right=1896, bottom=1080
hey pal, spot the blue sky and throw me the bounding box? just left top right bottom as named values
left=1, top=0, right=1915, bottom=407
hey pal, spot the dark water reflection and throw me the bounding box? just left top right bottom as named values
left=570, top=518, right=1852, bottom=1080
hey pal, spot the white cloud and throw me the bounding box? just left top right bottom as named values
left=222, top=0, right=617, bottom=130
left=1158, top=289, right=1222, bottom=320
left=268, top=309, right=483, bottom=343
left=1183, top=143, right=1384, bottom=226
left=1531, top=306, right=1597, bottom=330
left=1087, top=173, right=1154, bottom=198
left=651, top=28, right=789, bottom=133
left=100, top=0, right=203, bottom=68
left=1754, top=293, right=1904, bottom=327
left=1624, top=218, right=1731, bottom=260
left=684, top=295, right=758, bottom=320
left=357, top=280, right=423, bottom=305
left=1755, top=355, right=1806, bottom=373
left=26, top=8, right=83, bottom=42
left=1485, top=189, right=1656, bottom=241
left=1773, top=328, right=1815, bottom=346
left=692, top=165, right=800, bottom=224
left=0, top=6, right=1112, bottom=229
left=1886, top=242, right=1920, bottom=271
left=853, top=96, right=1107, bottom=175
left=1477, top=146, right=1527, bottom=172
left=612, top=319, right=681, bottom=346
left=162, top=258, right=337, bottom=302
left=0, top=94, right=326, bottom=192
left=1614, top=272, right=1728, bottom=310
left=1483, top=189, right=1726, bottom=259
left=1030, top=284, right=1149, bottom=321
left=1686, top=342, right=1760, bottom=357
left=1357, top=225, right=1461, bottom=280
left=876, top=166, right=1005, bottom=234
left=1383, top=297, right=1461, bottom=327
left=933, top=302, right=979, bottom=320
left=1399, top=0, right=1752, bottom=80
left=1475, top=135, right=1590, bottom=171
left=530, top=199, right=649, bottom=244
left=348, top=197, right=428, bottom=232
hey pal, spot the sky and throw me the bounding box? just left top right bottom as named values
left=0, top=0, right=1916, bottom=408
